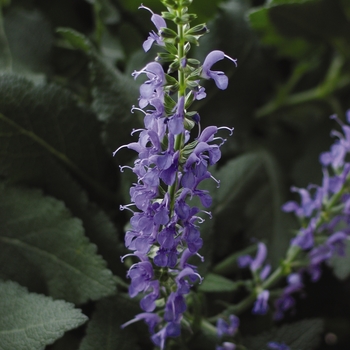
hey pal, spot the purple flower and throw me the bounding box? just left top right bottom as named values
left=274, top=273, right=303, bottom=320
left=132, top=62, right=165, bottom=109
left=238, top=242, right=271, bottom=280
left=151, top=322, right=181, bottom=350
left=252, top=290, right=270, bottom=315
left=307, top=231, right=348, bottom=281
left=319, top=112, right=350, bottom=169
left=202, top=50, right=237, bottom=90
left=139, top=4, right=166, bottom=52
left=127, top=261, right=154, bottom=297
left=291, top=218, right=316, bottom=250
left=282, top=186, right=322, bottom=219
left=167, top=97, right=185, bottom=135
left=216, top=315, right=239, bottom=338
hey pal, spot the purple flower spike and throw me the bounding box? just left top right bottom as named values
left=202, top=50, right=237, bottom=90
left=119, top=5, right=236, bottom=347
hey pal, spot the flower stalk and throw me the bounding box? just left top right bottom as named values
left=117, top=0, right=236, bottom=348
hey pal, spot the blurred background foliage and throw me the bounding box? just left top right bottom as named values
left=1, top=0, right=350, bottom=349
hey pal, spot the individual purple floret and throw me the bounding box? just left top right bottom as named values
left=252, top=290, right=270, bottom=315
left=238, top=242, right=270, bottom=275
left=201, top=50, right=237, bottom=90
left=139, top=4, right=166, bottom=52
left=274, top=273, right=304, bottom=320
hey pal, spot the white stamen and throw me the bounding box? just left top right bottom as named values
left=211, top=175, right=221, bottom=188
left=131, top=128, right=144, bottom=136
left=224, top=54, right=238, bottom=67
left=131, top=105, right=146, bottom=115
left=196, top=252, right=205, bottom=262
left=119, top=165, right=133, bottom=173
left=218, top=126, right=234, bottom=136
left=113, top=144, right=129, bottom=157
left=138, top=4, right=154, bottom=15
left=119, top=204, right=135, bottom=213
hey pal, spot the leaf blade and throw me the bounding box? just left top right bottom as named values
left=0, top=280, right=88, bottom=350
left=0, top=184, right=117, bottom=304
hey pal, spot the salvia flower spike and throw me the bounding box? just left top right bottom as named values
left=117, top=0, right=236, bottom=348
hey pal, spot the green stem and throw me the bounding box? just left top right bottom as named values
left=167, top=6, right=186, bottom=212
left=208, top=245, right=301, bottom=322
left=212, top=244, right=257, bottom=275
left=200, top=319, right=220, bottom=339
left=256, top=55, right=350, bottom=119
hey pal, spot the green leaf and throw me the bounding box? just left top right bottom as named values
left=242, top=318, right=324, bottom=350
left=78, top=295, right=144, bottom=350
left=329, top=239, right=350, bottom=280
left=57, top=27, right=93, bottom=53
left=4, top=8, right=53, bottom=82
left=248, top=6, right=310, bottom=58
left=0, top=184, right=117, bottom=304
left=213, top=152, right=264, bottom=211
left=198, top=273, right=241, bottom=293
left=0, top=73, right=115, bottom=202
left=0, top=279, right=88, bottom=350
left=33, top=158, right=124, bottom=277
left=211, top=151, right=294, bottom=267
left=249, top=0, right=350, bottom=58
left=268, top=0, right=350, bottom=42
left=89, top=56, right=140, bottom=163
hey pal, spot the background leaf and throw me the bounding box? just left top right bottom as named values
left=0, top=73, right=114, bottom=201
left=242, top=318, right=324, bottom=350
left=0, top=279, right=88, bottom=350
left=0, top=184, right=117, bottom=304
left=78, top=294, right=145, bottom=350
left=198, top=273, right=241, bottom=293
left=328, top=240, right=350, bottom=280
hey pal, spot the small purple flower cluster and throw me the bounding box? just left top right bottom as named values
left=238, top=242, right=271, bottom=315
left=118, top=2, right=236, bottom=348
left=276, top=111, right=350, bottom=318
left=216, top=315, right=239, bottom=350
left=236, top=111, right=350, bottom=320
left=283, top=113, right=350, bottom=267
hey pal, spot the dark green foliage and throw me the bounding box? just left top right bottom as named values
left=0, top=184, right=117, bottom=304
left=1, top=0, right=350, bottom=348
left=243, top=318, right=324, bottom=350
left=0, top=280, right=88, bottom=350
left=78, top=295, right=144, bottom=350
